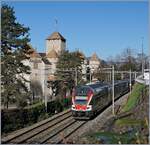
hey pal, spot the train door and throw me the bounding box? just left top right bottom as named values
left=107, top=85, right=112, bottom=104
left=98, top=87, right=108, bottom=110
left=114, top=83, right=120, bottom=99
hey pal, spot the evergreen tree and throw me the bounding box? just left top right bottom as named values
left=1, top=4, right=31, bottom=108
left=54, top=50, right=84, bottom=100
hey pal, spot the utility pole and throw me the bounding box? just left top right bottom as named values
left=134, top=72, right=137, bottom=80
left=90, top=71, right=92, bottom=83
left=141, top=37, right=144, bottom=77
left=112, top=65, right=115, bottom=116
left=44, top=79, right=48, bottom=112
left=75, top=68, right=78, bottom=86
left=99, top=66, right=115, bottom=115
left=129, top=69, right=132, bottom=94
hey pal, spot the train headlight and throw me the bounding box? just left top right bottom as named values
left=72, top=105, right=75, bottom=110
left=86, top=105, right=92, bottom=111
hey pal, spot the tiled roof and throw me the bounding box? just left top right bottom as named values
left=90, top=53, right=100, bottom=61
left=26, top=44, right=41, bottom=58
left=30, top=51, right=41, bottom=58
left=39, top=53, right=46, bottom=57
left=46, top=31, right=66, bottom=42
left=46, top=49, right=58, bottom=58
left=42, top=57, right=51, bottom=65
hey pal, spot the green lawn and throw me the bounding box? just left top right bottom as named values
left=116, top=83, right=146, bottom=126
left=122, top=83, right=145, bottom=112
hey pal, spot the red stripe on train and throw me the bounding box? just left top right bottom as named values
left=75, top=104, right=87, bottom=111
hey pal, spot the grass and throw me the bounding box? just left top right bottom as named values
left=82, top=83, right=148, bottom=144
left=84, top=83, right=148, bottom=144
left=86, top=131, right=137, bottom=144
left=122, top=83, right=145, bottom=112
left=116, top=83, right=146, bottom=128
left=116, top=118, right=144, bottom=126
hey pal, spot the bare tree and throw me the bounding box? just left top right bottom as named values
left=119, top=48, right=137, bottom=71
left=136, top=53, right=149, bottom=71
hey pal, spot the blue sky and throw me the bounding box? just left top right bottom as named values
left=3, top=1, right=149, bottom=60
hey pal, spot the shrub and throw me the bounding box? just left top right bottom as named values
left=1, top=98, right=71, bottom=134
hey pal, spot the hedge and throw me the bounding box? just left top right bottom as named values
left=1, top=97, right=72, bottom=134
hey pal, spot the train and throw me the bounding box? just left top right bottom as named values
left=71, top=80, right=130, bottom=119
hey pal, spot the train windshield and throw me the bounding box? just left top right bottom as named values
left=74, top=86, right=89, bottom=104
left=76, top=86, right=90, bottom=96
left=75, top=100, right=87, bottom=105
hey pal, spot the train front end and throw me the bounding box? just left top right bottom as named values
left=71, top=86, right=94, bottom=119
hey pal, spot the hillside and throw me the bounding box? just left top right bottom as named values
left=79, top=83, right=149, bottom=144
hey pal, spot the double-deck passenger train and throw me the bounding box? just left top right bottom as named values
left=71, top=80, right=130, bottom=119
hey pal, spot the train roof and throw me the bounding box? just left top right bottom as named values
left=107, top=80, right=129, bottom=86
left=76, top=80, right=129, bottom=90
left=77, top=82, right=109, bottom=90
left=88, top=82, right=108, bottom=88
left=77, top=82, right=106, bottom=88
left=115, top=80, right=129, bottom=84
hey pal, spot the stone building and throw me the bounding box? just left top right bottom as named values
left=24, top=32, right=66, bottom=101
left=46, top=32, right=66, bottom=55
left=24, top=31, right=101, bottom=102
left=46, top=32, right=66, bottom=75
left=89, top=53, right=101, bottom=73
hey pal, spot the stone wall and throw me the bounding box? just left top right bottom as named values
left=46, top=39, right=66, bottom=54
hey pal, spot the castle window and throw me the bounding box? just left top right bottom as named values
left=34, top=62, right=38, bottom=69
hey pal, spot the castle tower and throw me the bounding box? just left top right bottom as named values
left=46, top=31, right=66, bottom=55
left=89, top=52, right=101, bottom=72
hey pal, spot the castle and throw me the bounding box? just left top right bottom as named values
left=25, top=31, right=101, bottom=101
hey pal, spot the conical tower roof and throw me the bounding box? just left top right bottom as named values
left=46, top=49, right=58, bottom=58
left=46, top=31, right=66, bottom=42
left=77, top=50, right=85, bottom=59
left=90, top=53, right=99, bottom=61
left=27, top=44, right=41, bottom=58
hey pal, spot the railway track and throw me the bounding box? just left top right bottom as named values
left=40, top=120, right=87, bottom=144
left=2, top=108, right=87, bottom=144
left=2, top=109, right=72, bottom=144
left=2, top=92, right=129, bottom=144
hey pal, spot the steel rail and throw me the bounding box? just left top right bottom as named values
left=55, top=121, right=87, bottom=144
left=13, top=113, right=72, bottom=144
left=40, top=119, right=77, bottom=144
left=2, top=109, right=71, bottom=144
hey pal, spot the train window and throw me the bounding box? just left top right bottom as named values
left=95, top=87, right=102, bottom=93
left=89, top=83, right=103, bottom=89
left=75, top=100, right=87, bottom=105
left=89, top=83, right=106, bottom=93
